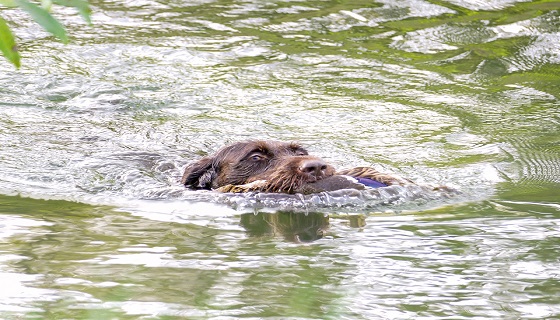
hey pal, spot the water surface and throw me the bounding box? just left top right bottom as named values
left=1, top=0, right=559, bottom=318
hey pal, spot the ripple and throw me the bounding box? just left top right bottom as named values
left=445, top=0, right=532, bottom=11
left=391, top=22, right=497, bottom=54
left=513, top=138, right=560, bottom=184
left=209, top=185, right=456, bottom=213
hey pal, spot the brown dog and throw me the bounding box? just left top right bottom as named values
left=181, top=140, right=412, bottom=194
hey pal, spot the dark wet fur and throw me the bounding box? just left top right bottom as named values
left=182, top=140, right=407, bottom=194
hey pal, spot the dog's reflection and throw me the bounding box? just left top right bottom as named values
left=240, top=211, right=329, bottom=243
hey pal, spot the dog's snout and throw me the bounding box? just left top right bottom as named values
left=299, top=159, right=328, bottom=177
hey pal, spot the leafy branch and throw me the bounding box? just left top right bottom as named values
left=0, top=0, right=91, bottom=68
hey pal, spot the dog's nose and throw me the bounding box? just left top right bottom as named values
left=299, top=159, right=328, bottom=177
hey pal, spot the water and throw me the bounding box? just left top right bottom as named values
left=1, top=0, right=559, bottom=318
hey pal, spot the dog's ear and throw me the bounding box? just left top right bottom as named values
left=181, top=157, right=217, bottom=190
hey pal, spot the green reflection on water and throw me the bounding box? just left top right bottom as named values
left=1, top=0, right=560, bottom=318
left=0, top=194, right=353, bottom=318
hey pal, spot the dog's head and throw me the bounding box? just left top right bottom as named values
left=181, top=140, right=335, bottom=193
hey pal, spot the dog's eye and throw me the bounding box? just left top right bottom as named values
left=295, top=150, right=308, bottom=156
left=248, top=154, right=266, bottom=161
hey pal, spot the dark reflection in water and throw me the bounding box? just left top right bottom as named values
left=240, top=211, right=329, bottom=242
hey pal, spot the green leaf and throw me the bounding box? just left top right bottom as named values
left=0, top=0, right=17, bottom=7
left=0, top=15, right=21, bottom=68
left=52, top=0, right=91, bottom=24
left=41, top=0, right=52, bottom=11
left=15, top=0, right=68, bottom=43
